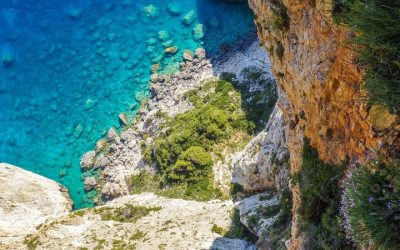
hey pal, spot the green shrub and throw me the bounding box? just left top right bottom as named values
left=335, top=0, right=400, bottom=114
left=341, top=160, right=400, bottom=249
left=267, top=190, right=292, bottom=250
left=268, top=0, right=290, bottom=31
left=295, top=138, right=350, bottom=249
left=224, top=209, right=258, bottom=243
left=139, top=78, right=275, bottom=200
left=97, top=204, right=161, bottom=223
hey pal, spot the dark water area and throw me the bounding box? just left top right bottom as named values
left=0, top=0, right=255, bottom=208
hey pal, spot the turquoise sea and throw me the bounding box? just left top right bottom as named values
left=0, top=0, right=255, bottom=208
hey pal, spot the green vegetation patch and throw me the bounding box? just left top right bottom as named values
left=263, top=0, right=290, bottom=32
left=341, top=160, right=400, bottom=249
left=96, top=204, right=161, bottom=223
left=137, top=76, right=276, bottom=201
left=334, top=0, right=400, bottom=114
left=266, top=190, right=292, bottom=250
left=294, top=138, right=351, bottom=249
left=211, top=208, right=258, bottom=243
left=24, top=235, right=40, bottom=250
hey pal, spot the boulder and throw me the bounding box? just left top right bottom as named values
left=118, top=113, right=129, bottom=126
left=182, top=10, right=197, bottom=25
left=80, top=151, right=96, bottom=170
left=84, top=177, right=97, bottom=191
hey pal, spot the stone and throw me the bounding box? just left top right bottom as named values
left=118, top=113, right=129, bottom=126
left=94, top=154, right=110, bottom=169
left=193, top=24, right=205, bottom=40
left=143, top=4, right=159, bottom=18
left=167, top=3, right=182, bottom=16
left=107, top=127, right=119, bottom=141
left=0, top=163, right=72, bottom=247
left=84, top=177, right=97, bottom=191
left=80, top=150, right=96, bottom=170
left=150, top=73, right=159, bottom=82
left=150, top=63, right=160, bottom=73
left=194, top=48, right=206, bottom=59
left=67, top=7, right=82, bottom=19
left=182, top=10, right=197, bottom=25
left=165, top=46, right=178, bottom=54
left=2, top=54, right=14, bottom=68
left=119, top=51, right=129, bottom=61
left=96, top=139, right=107, bottom=152
left=158, top=30, right=170, bottom=42
left=183, top=49, right=193, bottom=61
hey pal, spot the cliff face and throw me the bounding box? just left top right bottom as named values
left=248, top=0, right=399, bottom=248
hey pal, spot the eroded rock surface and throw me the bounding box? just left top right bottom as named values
left=26, top=193, right=255, bottom=250
left=0, top=163, right=72, bottom=248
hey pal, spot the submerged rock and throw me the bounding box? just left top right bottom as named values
left=143, top=4, right=159, bottom=18
left=167, top=3, right=182, bottom=16
left=165, top=46, right=179, bottom=54
left=0, top=163, right=72, bottom=248
left=183, top=49, right=193, bottom=61
left=182, top=10, right=197, bottom=25
left=193, top=23, right=205, bottom=40
left=2, top=54, right=14, bottom=68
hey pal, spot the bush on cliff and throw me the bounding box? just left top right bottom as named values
left=138, top=76, right=276, bottom=200
left=341, top=160, right=400, bottom=249
left=334, top=0, right=400, bottom=114
left=295, top=138, right=350, bottom=249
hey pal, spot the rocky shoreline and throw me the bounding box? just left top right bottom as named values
left=79, top=37, right=280, bottom=205
left=1, top=35, right=292, bottom=249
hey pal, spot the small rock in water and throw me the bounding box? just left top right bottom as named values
left=208, top=17, right=219, bottom=28
left=143, top=4, right=159, bottom=18
left=182, top=10, right=197, bottom=25
left=165, top=46, right=178, bottom=54
left=95, top=139, right=107, bottom=152
left=67, top=7, right=82, bottom=20
left=195, top=48, right=206, bottom=60
left=167, top=3, right=182, bottom=16
left=119, top=51, right=129, bottom=61
left=118, top=113, right=129, bottom=126
left=183, top=49, right=193, bottom=61
left=74, top=124, right=84, bottom=138
left=193, top=24, right=205, bottom=40
left=84, top=176, right=97, bottom=191
left=158, top=30, right=170, bottom=42
left=80, top=151, right=96, bottom=170
left=107, top=127, right=119, bottom=141
left=146, top=37, right=157, bottom=46
left=150, top=63, right=160, bottom=73
left=84, top=98, right=97, bottom=110
left=2, top=54, right=15, bottom=68
left=59, top=168, right=68, bottom=178
left=150, top=73, right=159, bottom=83
left=107, top=33, right=116, bottom=41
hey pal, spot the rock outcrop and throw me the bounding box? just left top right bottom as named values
left=0, top=163, right=73, bottom=249
left=25, top=193, right=255, bottom=250
left=248, top=0, right=399, bottom=248
left=232, top=104, right=289, bottom=193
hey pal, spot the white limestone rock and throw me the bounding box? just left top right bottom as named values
left=0, top=163, right=72, bottom=248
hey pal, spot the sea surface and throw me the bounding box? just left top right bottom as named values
left=0, top=0, right=255, bottom=208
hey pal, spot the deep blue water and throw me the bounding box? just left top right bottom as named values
left=0, top=0, right=255, bottom=208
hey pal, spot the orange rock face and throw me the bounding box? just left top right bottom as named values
left=249, top=0, right=399, bottom=248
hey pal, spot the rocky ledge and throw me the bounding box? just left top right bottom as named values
left=0, top=163, right=73, bottom=249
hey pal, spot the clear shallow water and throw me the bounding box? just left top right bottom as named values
left=0, top=0, right=255, bottom=208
